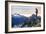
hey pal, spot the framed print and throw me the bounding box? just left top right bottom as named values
left=5, top=1, right=45, bottom=33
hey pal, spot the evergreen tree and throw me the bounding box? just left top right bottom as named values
left=35, top=8, right=38, bottom=18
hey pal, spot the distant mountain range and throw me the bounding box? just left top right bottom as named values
left=12, top=14, right=41, bottom=27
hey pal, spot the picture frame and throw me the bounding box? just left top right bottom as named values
left=5, top=1, right=45, bottom=33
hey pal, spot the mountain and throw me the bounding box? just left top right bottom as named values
left=21, top=14, right=41, bottom=27
left=12, top=14, right=28, bottom=27
left=12, top=14, right=41, bottom=27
